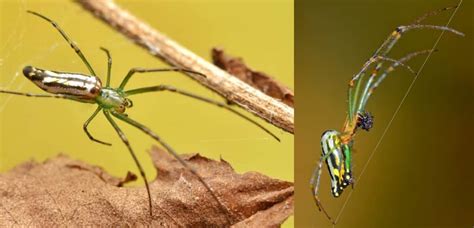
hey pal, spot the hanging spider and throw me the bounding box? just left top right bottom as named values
left=0, top=11, right=280, bottom=220
left=310, top=6, right=463, bottom=224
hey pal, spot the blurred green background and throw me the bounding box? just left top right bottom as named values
left=0, top=0, right=294, bottom=226
left=296, top=0, right=473, bottom=227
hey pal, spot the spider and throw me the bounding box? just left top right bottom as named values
left=310, top=6, right=464, bottom=224
left=0, top=11, right=280, bottom=220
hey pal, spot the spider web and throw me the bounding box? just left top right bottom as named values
left=0, top=1, right=96, bottom=172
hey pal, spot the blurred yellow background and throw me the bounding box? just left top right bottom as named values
left=0, top=0, right=294, bottom=226
left=296, top=0, right=473, bottom=227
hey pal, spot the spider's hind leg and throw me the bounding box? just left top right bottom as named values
left=310, top=154, right=335, bottom=224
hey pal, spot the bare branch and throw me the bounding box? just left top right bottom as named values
left=75, top=0, right=294, bottom=133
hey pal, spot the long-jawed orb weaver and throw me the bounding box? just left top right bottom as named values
left=310, top=6, right=464, bottom=224
left=0, top=11, right=280, bottom=220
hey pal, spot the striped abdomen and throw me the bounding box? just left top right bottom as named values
left=321, top=130, right=352, bottom=197
left=23, top=66, right=102, bottom=101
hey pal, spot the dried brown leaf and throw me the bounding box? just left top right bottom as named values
left=0, top=146, right=293, bottom=227
left=212, top=48, right=294, bottom=107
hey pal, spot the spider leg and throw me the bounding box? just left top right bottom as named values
left=412, top=5, right=458, bottom=24
left=83, top=106, right=111, bottom=146
left=356, top=56, right=416, bottom=113
left=119, top=67, right=207, bottom=90
left=376, top=21, right=462, bottom=58
left=310, top=150, right=336, bottom=224
left=375, top=56, right=415, bottom=74
left=0, top=90, right=71, bottom=99
left=99, top=47, right=112, bottom=87
left=348, top=70, right=364, bottom=121
left=110, top=111, right=233, bottom=225
left=372, top=49, right=435, bottom=90
left=349, top=6, right=463, bottom=117
left=124, top=85, right=280, bottom=141
left=26, top=11, right=97, bottom=76
left=0, top=90, right=96, bottom=105
left=349, top=56, right=413, bottom=120
left=359, top=49, right=435, bottom=110
left=374, top=4, right=462, bottom=57
left=103, top=110, right=153, bottom=216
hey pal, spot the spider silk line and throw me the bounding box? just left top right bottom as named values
left=333, top=0, right=463, bottom=225
left=0, top=0, right=24, bottom=53
left=0, top=1, right=69, bottom=110
left=0, top=42, right=61, bottom=112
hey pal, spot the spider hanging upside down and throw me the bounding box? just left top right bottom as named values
left=0, top=11, right=280, bottom=221
left=310, top=6, right=464, bottom=224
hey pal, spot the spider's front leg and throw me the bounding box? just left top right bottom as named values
left=348, top=6, right=463, bottom=120
left=119, top=67, right=206, bottom=90
left=347, top=56, right=413, bottom=121
left=83, top=106, right=111, bottom=146
left=124, top=85, right=280, bottom=141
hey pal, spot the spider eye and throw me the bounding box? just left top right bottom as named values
left=124, top=98, right=133, bottom=108
left=115, top=105, right=126, bottom=113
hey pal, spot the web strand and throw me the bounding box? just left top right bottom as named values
left=333, top=0, right=463, bottom=224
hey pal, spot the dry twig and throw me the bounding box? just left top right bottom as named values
left=75, top=0, right=294, bottom=133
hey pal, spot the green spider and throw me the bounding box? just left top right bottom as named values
left=310, top=6, right=464, bottom=224
left=0, top=11, right=280, bottom=220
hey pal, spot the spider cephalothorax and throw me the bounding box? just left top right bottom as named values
left=357, top=111, right=374, bottom=131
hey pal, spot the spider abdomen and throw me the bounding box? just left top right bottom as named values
left=321, top=130, right=353, bottom=197
left=23, top=66, right=102, bottom=100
